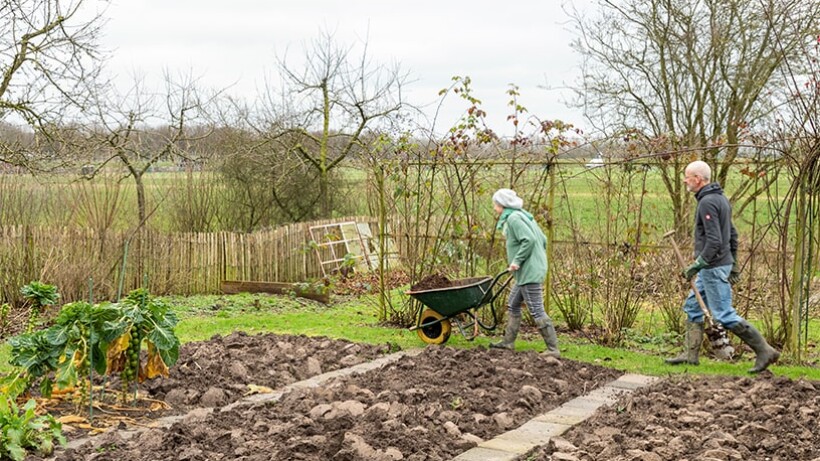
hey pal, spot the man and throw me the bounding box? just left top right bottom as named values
left=666, top=160, right=780, bottom=373
left=488, top=188, right=560, bottom=358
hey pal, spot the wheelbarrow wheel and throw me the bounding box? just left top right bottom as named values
left=417, top=308, right=451, bottom=345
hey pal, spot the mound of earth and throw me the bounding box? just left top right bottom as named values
left=530, top=374, right=820, bottom=461
left=143, top=331, right=394, bottom=412
left=410, top=273, right=452, bottom=291
left=57, top=346, right=623, bottom=461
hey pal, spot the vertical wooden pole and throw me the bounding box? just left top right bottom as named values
left=544, top=160, right=555, bottom=315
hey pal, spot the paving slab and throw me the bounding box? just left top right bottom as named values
left=548, top=402, right=596, bottom=419
left=513, top=420, right=572, bottom=440
left=479, top=436, right=540, bottom=455
left=608, top=373, right=660, bottom=390
left=582, top=384, right=632, bottom=402
left=451, top=446, right=521, bottom=461
left=558, top=396, right=609, bottom=412
left=478, top=420, right=573, bottom=454
left=533, top=411, right=588, bottom=426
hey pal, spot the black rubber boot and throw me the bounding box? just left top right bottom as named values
left=665, top=321, right=704, bottom=365
left=729, top=320, right=780, bottom=374
left=537, top=320, right=561, bottom=358
left=490, top=313, right=521, bottom=350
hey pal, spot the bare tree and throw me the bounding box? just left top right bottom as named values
left=260, top=29, right=409, bottom=217
left=761, top=22, right=820, bottom=358
left=570, top=0, right=820, bottom=230
left=85, top=72, right=214, bottom=227
left=0, top=0, right=105, bottom=166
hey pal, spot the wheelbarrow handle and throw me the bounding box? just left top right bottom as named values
left=480, top=269, right=512, bottom=306
left=469, top=269, right=513, bottom=332
left=490, top=269, right=511, bottom=287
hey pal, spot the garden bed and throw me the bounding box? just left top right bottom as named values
left=54, top=345, right=622, bottom=460
left=529, top=374, right=820, bottom=461
left=141, top=331, right=393, bottom=412
left=18, top=332, right=393, bottom=441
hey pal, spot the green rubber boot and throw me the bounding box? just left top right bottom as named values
left=665, top=321, right=704, bottom=365
left=490, top=313, right=521, bottom=350
left=729, top=320, right=780, bottom=374
left=537, top=319, right=561, bottom=358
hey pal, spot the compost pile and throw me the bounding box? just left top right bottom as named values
left=333, top=269, right=411, bottom=296
left=56, top=346, right=622, bottom=461
left=530, top=374, right=820, bottom=461
left=142, top=331, right=393, bottom=412
left=410, top=273, right=452, bottom=291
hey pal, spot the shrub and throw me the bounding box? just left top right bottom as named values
left=20, top=281, right=60, bottom=333
left=0, top=397, right=64, bottom=461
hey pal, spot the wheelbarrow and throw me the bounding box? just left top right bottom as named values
left=407, top=270, right=512, bottom=344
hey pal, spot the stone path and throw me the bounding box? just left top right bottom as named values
left=451, top=373, right=660, bottom=461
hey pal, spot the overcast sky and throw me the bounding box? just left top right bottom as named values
left=99, top=0, right=591, bottom=136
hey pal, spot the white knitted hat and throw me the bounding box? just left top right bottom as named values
left=492, top=188, right=523, bottom=209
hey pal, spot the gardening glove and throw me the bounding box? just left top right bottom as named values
left=682, top=256, right=708, bottom=281
left=729, top=250, right=741, bottom=285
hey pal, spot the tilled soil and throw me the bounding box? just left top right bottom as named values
left=23, top=332, right=393, bottom=439
left=530, top=374, right=820, bottom=461
left=56, top=346, right=623, bottom=461
left=142, top=331, right=393, bottom=412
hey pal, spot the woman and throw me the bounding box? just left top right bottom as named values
left=489, top=188, right=560, bottom=358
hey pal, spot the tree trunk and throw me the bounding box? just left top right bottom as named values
left=135, top=173, right=146, bottom=282
left=320, top=167, right=329, bottom=217
left=135, top=174, right=146, bottom=228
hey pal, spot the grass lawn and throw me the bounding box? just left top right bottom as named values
left=178, top=292, right=820, bottom=380
left=2, top=291, right=818, bottom=381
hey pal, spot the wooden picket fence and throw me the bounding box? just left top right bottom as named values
left=0, top=216, right=380, bottom=303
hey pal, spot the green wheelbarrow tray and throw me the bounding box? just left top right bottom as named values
left=407, top=270, right=512, bottom=344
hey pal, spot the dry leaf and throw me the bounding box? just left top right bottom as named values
left=57, top=415, right=87, bottom=424
left=149, top=402, right=165, bottom=411
left=106, top=332, right=131, bottom=374
left=140, top=341, right=169, bottom=381
left=245, top=384, right=275, bottom=395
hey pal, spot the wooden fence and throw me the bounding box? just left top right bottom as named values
left=0, top=216, right=380, bottom=303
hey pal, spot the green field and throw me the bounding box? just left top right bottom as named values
left=0, top=162, right=794, bottom=239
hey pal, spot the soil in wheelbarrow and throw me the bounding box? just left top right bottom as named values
left=528, top=373, right=820, bottom=461
left=56, top=347, right=623, bottom=461
left=410, top=273, right=453, bottom=291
